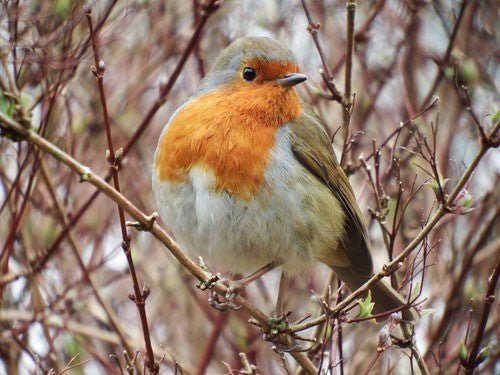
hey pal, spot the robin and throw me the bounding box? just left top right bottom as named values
left=152, top=36, right=416, bottom=321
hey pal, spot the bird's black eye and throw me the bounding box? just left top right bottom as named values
left=242, top=67, right=257, bottom=81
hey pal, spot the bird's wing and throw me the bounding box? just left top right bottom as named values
left=288, top=106, right=373, bottom=276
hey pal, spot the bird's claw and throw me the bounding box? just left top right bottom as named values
left=224, top=279, right=244, bottom=301
left=202, top=276, right=244, bottom=311
left=208, top=290, right=241, bottom=311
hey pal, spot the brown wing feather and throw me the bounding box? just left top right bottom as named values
left=289, top=108, right=373, bottom=276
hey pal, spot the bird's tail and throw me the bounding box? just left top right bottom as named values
left=330, top=266, right=418, bottom=322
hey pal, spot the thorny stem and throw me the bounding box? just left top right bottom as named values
left=0, top=114, right=319, bottom=374
left=86, top=10, right=157, bottom=374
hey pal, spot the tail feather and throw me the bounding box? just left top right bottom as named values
left=331, top=266, right=417, bottom=322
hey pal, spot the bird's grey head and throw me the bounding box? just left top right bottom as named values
left=196, top=37, right=302, bottom=96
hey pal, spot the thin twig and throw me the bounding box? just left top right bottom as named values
left=86, top=10, right=157, bottom=373
left=301, top=0, right=342, bottom=102
left=425, top=213, right=500, bottom=359
left=340, top=0, right=356, bottom=167
left=39, top=160, right=134, bottom=356
left=196, top=313, right=228, bottom=375
left=420, top=0, right=469, bottom=108
left=122, top=0, right=220, bottom=157
left=362, top=98, right=439, bottom=164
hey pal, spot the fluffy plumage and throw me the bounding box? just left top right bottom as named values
left=153, top=36, right=416, bottom=321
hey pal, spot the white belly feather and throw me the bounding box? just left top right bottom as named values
left=152, top=126, right=345, bottom=275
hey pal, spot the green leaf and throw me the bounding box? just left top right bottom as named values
left=444, top=66, right=455, bottom=80
left=66, top=337, right=85, bottom=375
left=0, top=90, right=15, bottom=117
left=54, top=0, right=71, bottom=17
left=358, top=290, right=375, bottom=318
left=459, top=59, right=478, bottom=87
left=460, top=189, right=472, bottom=208
left=410, top=281, right=421, bottom=301
left=269, top=316, right=289, bottom=332
left=0, top=91, right=7, bottom=114
left=477, top=346, right=490, bottom=364
left=459, top=341, right=468, bottom=362
left=492, top=109, right=500, bottom=124
left=429, top=177, right=449, bottom=195
left=20, top=93, right=32, bottom=108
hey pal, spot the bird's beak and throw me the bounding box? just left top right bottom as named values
left=276, top=73, right=307, bottom=87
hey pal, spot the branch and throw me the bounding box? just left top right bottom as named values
left=86, top=9, right=157, bottom=374
left=461, top=262, right=499, bottom=374
left=341, top=0, right=356, bottom=167
left=420, top=0, right=469, bottom=108
left=0, top=308, right=122, bottom=344
left=301, top=0, right=342, bottom=102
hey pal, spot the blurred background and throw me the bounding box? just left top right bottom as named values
left=0, top=0, right=498, bottom=374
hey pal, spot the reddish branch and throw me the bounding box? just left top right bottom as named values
left=301, top=0, right=342, bottom=102
left=86, top=10, right=158, bottom=374
left=196, top=313, right=228, bottom=375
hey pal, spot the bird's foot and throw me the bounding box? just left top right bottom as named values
left=204, top=277, right=244, bottom=311
left=195, top=258, right=243, bottom=311
left=208, top=290, right=241, bottom=311
left=223, top=278, right=246, bottom=301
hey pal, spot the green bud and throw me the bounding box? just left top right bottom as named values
left=358, top=290, right=375, bottom=318
left=492, top=109, right=500, bottom=124
left=459, top=341, right=468, bottom=362
left=476, top=346, right=490, bottom=364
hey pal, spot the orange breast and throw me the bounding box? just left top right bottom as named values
left=156, top=81, right=302, bottom=200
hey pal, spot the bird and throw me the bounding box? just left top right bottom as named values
left=152, top=36, right=416, bottom=322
